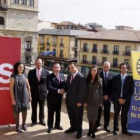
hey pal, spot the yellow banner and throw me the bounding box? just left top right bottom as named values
left=131, top=51, right=140, bottom=80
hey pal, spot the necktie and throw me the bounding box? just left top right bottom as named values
left=70, top=75, right=74, bottom=84
left=104, top=72, right=107, bottom=85
left=56, top=74, right=60, bottom=83
left=121, top=76, right=125, bottom=97
left=37, top=70, right=40, bottom=81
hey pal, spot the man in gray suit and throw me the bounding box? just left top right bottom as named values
left=65, top=62, right=86, bottom=139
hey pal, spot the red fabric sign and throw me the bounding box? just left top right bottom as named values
left=0, top=36, right=21, bottom=125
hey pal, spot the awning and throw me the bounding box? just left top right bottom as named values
left=41, top=51, right=56, bottom=56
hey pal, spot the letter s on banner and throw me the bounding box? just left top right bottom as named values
left=0, top=63, right=13, bottom=84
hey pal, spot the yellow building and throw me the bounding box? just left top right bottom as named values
left=77, top=27, right=140, bottom=75
left=38, top=29, right=92, bottom=70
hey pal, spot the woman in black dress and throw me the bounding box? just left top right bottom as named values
left=10, top=61, right=31, bottom=132
left=84, top=65, right=103, bottom=138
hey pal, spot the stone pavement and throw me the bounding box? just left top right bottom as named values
left=0, top=100, right=140, bottom=140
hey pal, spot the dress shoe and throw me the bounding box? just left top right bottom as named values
left=55, top=126, right=63, bottom=130
left=92, top=133, right=95, bottom=138
left=47, top=128, right=52, bottom=133
left=87, top=131, right=92, bottom=136
left=22, top=124, right=27, bottom=131
left=122, top=131, right=133, bottom=136
left=113, top=130, right=118, bottom=135
left=16, top=127, right=22, bottom=133
left=31, top=122, right=37, bottom=127
left=39, top=121, right=46, bottom=126
left=76, top=133, right=81, bottom=139
left=65, top=128, right=76, bottom=133
left=104, top=126, right=111, bottom=132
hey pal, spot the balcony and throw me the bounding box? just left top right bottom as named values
left=52, top=43, right=57, bottom=46
left=91, top=49, right=98, bottom=53
left=81, top=60, right=88, bottom=64
left=60, top=43, right=64, bottom=47
left=59, top=54, right=64, bottom=57
left=111, top=63, right=118, bottom=68
left=39, top=41, right=44, bottom=45
left=46, top=42, right=50, bottom=46
left=123, top=51, right=131, bottom=56
left=101, top=50, right=109, bottom=54
left=113, top=50, right=119, bottom=55
left=81, top=48, right=89, bottom=52
left=24, top=48, right=33, bottom=53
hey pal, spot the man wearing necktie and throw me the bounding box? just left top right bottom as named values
left=65, top=62, right=86, bottom=139
left=47, top=63, right=66, bottom=133
left=96, top=62, right=114, bottom=132
left=28, top=58, right=49, bottom=127
left=112, top=63, right=134, bottom=136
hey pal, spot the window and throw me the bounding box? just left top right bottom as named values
left=60, top=38, right=63, bottom=44
left=92, top=56, right=97, bottom=64
left=83, top=55, right=87, bottom=63
left=125, top=46, right=131, bottom=52
left=40, top=35, right=44, bottom=43
left=52, top=36, right=56, bottom=45
left=113, top=58, right=118, bottom=67
left=114, top=45, right=119, bottom=51
left=4, top=0, right=6, bottom=3
left=13, top=0, right=19, bottom=4
left=102, top=57, right=107, bottom=64
left=29, top=0, right=34, bottom=6
left=0, top=17, right=4, bottom=25
left=26, top=41, right=31, bottom=48
left=47, top=48, right=50, bottom=51
left=83, top=43, right=87, bottom=48
left=103, top=45, right=108, bottom=50
left=93, top=44, right=97, bottom=50
left=124, top=59, right=130, bottom=66
left=60, top=49, right=63, bottom=57
left=21, top=0, right=27, bottom=5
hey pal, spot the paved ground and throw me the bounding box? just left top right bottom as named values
left=0, top=100, right=140, bottom=140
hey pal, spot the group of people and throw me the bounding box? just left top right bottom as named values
left=10, top=58, right=134, bottom=139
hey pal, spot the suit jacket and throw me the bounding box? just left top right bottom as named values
left=100, top=71, right=114, bottom=98
left=112, top=74, right=134, bottom=103
left=66, top=72, right=87, bottom=106
left=28, top=68, right=49, bottom=100
left=47, top=73, right=66, bottom=103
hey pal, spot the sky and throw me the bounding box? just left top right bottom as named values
left=38, top=0, right=140, bottom=30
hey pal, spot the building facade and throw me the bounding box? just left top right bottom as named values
left=38, top=29, right=92, bottom=70
left=77, top=29, right=140, bottom=75
left=0, top=0, right=38, bottom=63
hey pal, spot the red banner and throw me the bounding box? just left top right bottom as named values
left=0, top=36, right=21, bottom=125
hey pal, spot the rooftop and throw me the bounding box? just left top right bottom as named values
left=77, top=29, right=140, bottom=42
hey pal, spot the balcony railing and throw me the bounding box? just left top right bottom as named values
left=91, top=49, right=98, bottom=53
left=123, top=51, right=131, bottom=56
left=46, top=42, right=50, bottom=46
left=52, top=43, right=57, bottom=46
left=101, top=50, right=109, bottom=54
left=59, top=54, right=64, bottom=57
left=60, top=43, right=64, bottom=47
left=81, top=48, right=89, bottom=52
left=111, top=63, right=119, bottom=68
left=113, top=50, right=119, bottom=55
left=24, top=48, right=33, bottom=53
left=39, top=41, right=44, bottom=45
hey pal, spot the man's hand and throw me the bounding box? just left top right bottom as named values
left=59, top=89, right=65, bottom=94
left=118, top=99, right=126, bottom=105
left=103, top=95, right=109, bottom=101
left=84, top=103, right=87, bottom=108
left=77, top=103, right=82, bottom=107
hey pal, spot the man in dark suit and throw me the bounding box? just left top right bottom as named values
left=96, top=61, right=114, bottom=132
left=65, top=62, right=86, bottom=139
left=112, top=63, right=134, bottom=136
left=28, top=58, right=49, bottom=126
left=47, top=63, right=66, bottom=133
